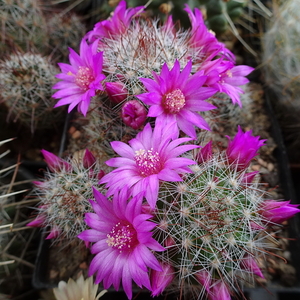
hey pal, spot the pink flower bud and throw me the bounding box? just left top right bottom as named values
left=241, top=256, right=264, bottom=278
left=261, top=200, right=300, bottom=224
left=46, top=226, right=61, bottom=239
left=196, top=141, right=213, bottom=164
left=27, top=214, right=46, bottom=227
left=164, top=236, right=176, bottom=248
left=250, top=221, right=265, bottom=230
left=226, top=126, right=266, bottom=171
left=83, top=149, right=96, bottom=169
left=195, top=270, right=211, bottom=292
left=41, top=150, right=72, bottom=172
left=151, top=262, right=175, bottom=296
left=208, top=280, right=231, bottom=300
left=33, top=181, right=45, bottom=187
left=97, top=170, right=105, bottom=181
left=121, top=100, right=147, bottom=130
left=242, top=171, right=259, bottom=184
left=105, top=81, right=128, bottom=104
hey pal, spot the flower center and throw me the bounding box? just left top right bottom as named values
left=75, top=66, right=94, bottom=91
left=134, top=148, right=162, bottom=177
left=162, top=89, right=186, bottom=114
left=106, top=222, right=137, bottom=253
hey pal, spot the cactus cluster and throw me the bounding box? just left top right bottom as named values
left=0, top=52, right=63, bottom=133
left=23, top=1, right=300, bottom=299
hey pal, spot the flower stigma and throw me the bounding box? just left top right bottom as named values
left=163, top=89, right=186, bottom=114
left=134, top=148, right=162, bottom=176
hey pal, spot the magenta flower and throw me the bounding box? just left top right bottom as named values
left=78, top=187, right=164, bottom=299
left=52, top=39, right=106, bottom=116
left=121, top=100, right=147, bottom=130
left=261, top=200, right=300, bottom=224
left=137, top=60, right=217, bottom=138
left=184, top=5, right=234, bottom=63
left=150, top=262, right=175, bottom=296
left=200, top=59, right=254, bottom=107
left=85, top=0, right=144, bottom=42
left=100, top=121, right=198, bottom=208
left=226, top=126, right=266, bottom=170
left=213, top=62, right=254, bottom=107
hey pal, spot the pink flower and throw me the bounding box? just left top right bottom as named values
left=226, top=126, right=266, bottom=171
left=213, top=62, right=254, bottom=107
left=100, top=121, right=198, bottom=208
left=137, top=60, right=217, bottom=138
left=261, top=200, right=300, bottom=224
left=52, top=39, right=106, bottom=116
left=184, top=5, right=234, bottom=63
left=41, top=149, right=72, bottom=172
left=85, top=0, right=144, bottom=42
left=78, top=187, right=164, bottom=299
left=105, top=81, right=128, bottom=104
left=200, top=59, right=254, bottom=107
left=121, top=100, right=147, bottom=130
left=150, top=263, right=175, bottom=296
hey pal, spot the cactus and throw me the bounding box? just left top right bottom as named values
left=262, top=0, right=300, bottom=161
left=0, top=0, right=48, bottom=54
left=200, top=0, right=247, bottom=35
left=0, top=52, right=64, bottom=133
left=28, top=149, right=108, bottom=242
left=47, top=13, right=87, bottom=62
left=152, top=135, right=291, bottom=299
left=263, top=0, right=300, bottom=102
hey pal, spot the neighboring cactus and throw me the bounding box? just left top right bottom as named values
left=262, top=0, right=300, bottom=161
left=27, top=149, right=108, bottom=242
left=0, top=52, right=64, bottom=133
left=263, top=0, right=300, bottom=102
left=47, top=13, right=87, bottom=62
left=199, top=0, right=247, bottom=35
left=0, top=0, right=48, bottom=54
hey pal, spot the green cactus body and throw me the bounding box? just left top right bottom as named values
left=154, top=152, right=269, bottom=296
left=203, top=0, right=247, bottom=35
